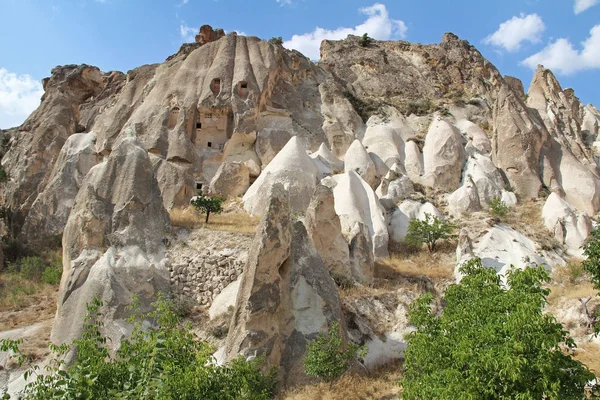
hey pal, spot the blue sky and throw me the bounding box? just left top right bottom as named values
left=0, top=0, right=598, bottom=128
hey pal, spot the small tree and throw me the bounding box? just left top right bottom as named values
left=488, top=197, right=510, bottom=219
left=358, top=33, right=373, bottom=47
left=304, top=322, right=366, bottom=387
left=406, top=213, right=455, bottom=252
left=191, top=195, right=225, bottom=223
left=401, top=258, right=599, bottom=399
left=582, top=228, right=600, bottom=334
left=269, top=37, right=283, bottom=46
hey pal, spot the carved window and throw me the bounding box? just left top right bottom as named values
left=210, top=78, right=221, bottom=95
left=196, top=122, right=202, bottom=129
left=207, top=142, right=212, bottom=148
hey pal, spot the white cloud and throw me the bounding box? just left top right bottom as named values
left=283, top=3, right=407, bottom=60
left=0, top=68, right=43, bottom=129
left=521, top=25, right=600, bottom=75
left=575, top=0, right=600, bottom=14
left=180, top=23, right=197, bottom=42
left=483, top=13, right=545, bottom=52
left=276, top=0, right=294, bottom=5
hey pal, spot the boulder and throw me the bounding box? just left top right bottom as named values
left=542, top=193, right=592, bottom=257
left=225, top=184, right=346, bottom=387
left=209, top=161, right=250, bottom=197
left=464, top=153, right=505, bottom=207
left=344, top=139, right=378, bottom=188
left=51, top=135, right=170, bottom=350
left=422, top=119, right=466, bottom=191
left=362, top=121, right=405, bottom=172
left=462, top=224, right=563, bottom=282
left=243, top=136, right=318, bottom=216
left=389, top=200, right=442, bottom=243
left=456, top=229, right=475, bottom=267
left=333, top=170, right=389, bottom=259
left=347, top=222, right=375, bottom=284
left=376, top=166, right=414, bottom=210
left=209, top=278, right=241, bottom=320
left=447, top=175, right=481, bottom=217
left=305, top=185, right=352, bottom=281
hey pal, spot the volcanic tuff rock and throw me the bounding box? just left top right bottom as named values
left=52, top=134, right=170, bottom=349
left=225, top=184, right=346, bottom=387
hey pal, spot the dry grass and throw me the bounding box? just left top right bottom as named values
left=573, top=342, right=600, bottom=377
left=547, top=260, right=597, bottom=303
left=281, top=362, right=403, bottom=400
left=0, top=273, right=58, bottom=331
left=169, top=206, right=259, bottom=234
left=503, top=199, right=561, bottom=251
left=339, top=244, right=454, bottom=299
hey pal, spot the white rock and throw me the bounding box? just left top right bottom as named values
left=404, top=140, right=424, bottom=182
left=310, top=143, right=344, bottom=179
left=243, top=136, right=318, bottom=216
left=333, top=170, right=389, bottom=259
left=389, top=200, right=442, bottom=243
left=542, top=193, right=592, bottom=257
left=362, top=121, right=405, bottom=172
left=344, top=139, right=378, bottom=188
left=455, top=119, right=491, bottom=155
left=422, top=119, right=466, bottom=191
left=209, top=278, right=241, bottom=320
left=464, top=153, right=505, bottom=207
left=500, top=190, right=518, bottom=207
left=447, top=175, right=481, bottom=217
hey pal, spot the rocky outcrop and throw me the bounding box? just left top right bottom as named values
left=344, top=139, right=378, bottom=188
left=455, top=119, right=491, bottom=155
left=310, top=143, right=344, bottom=179
left=422, top=118, right=466, bottom=191
left=209, top=161, right=250, bottom=197
left=195, top=25, right=226, bottom=45
left=447, top=175, right=481, bottom=217
left=21, top=132, right=102, bottom=241
left=376, top=165, right=414, bottom=210
left=362, top=118, right=405, bottom=174
left=305, top=185, right=351, bottom=281
left=333, top=170, right=389, bottom=260
left=404, top=140, right=424, bottom=182
left=492, top=84, right=545, bottom=198
left=51, top=135, right=170, bottom=349
left=243, top=137, right=318, bottom=216
left=225, top=185, right=346, bottom=387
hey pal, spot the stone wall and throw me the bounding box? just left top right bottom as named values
left=166, top=228, right=251, bottom=306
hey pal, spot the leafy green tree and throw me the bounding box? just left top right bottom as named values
left=582, top=228, right=600, bottom=334
left=401, top=258, right=598, bottom=400
left=2, top=295, right=276, bottom=399
left=358, top=33, right=373, bottom=47
left=191, top=195, right=226, bottom=223
left=269, top=37, right=283, bottom=46
left=304, top=322, right=366, bottom=388
left=488, top=197, right=510, bottom=219
left=406, top=213, right=455, bottom=252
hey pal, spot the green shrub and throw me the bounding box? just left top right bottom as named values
left=191, top=195, right=226, bottom=224
left=401, top=258, right=599, bottom=399
left=405, top=99, right=434, bottom=116
left=358, top=33, right=373, bottom=47
left=3, top=294, right=277, bottom=399
left=15, top=256, right=47, bottom=282
left=42, top=266, right=62, bottom=285
left=582, top=228, right=600, bottom=334
left=406, top=213, right=455, bottom=253
left=488, top=197, right=510, bottom=218
left=304, top=322, right=366, bottom=386
left=0, top=165, right=8, bottom=183
left=269, top=37, right=283, bottom=46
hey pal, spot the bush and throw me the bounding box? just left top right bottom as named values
left=582, top=228, right=600, bottom=334
left=42, top=266, right=62, bottom=285
left=0, top=165, right=8, bottom=183
left=304, top=322, right=366, bottom=386
left=13, top=256, right=47, bottom=282
left=3, top=294, right=277, bottom=399
left=406, top=213, right=455, bottom=253
left=401, top=258, right=599, bottom=399
left=488, top=197, right=510, bottom=218
left=191, top=195, right=226, bottom=224
left=269, top=37, right=283, bottom=46
left=404, top=99, right=434, bottom=116
left=358, top=33, right=373, bottom=47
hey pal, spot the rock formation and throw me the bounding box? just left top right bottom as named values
left=52, top=134, right=170, bottom=349
left=225, top=184, right=346, bottom=387
left=422, top=118, right=466, bottom=191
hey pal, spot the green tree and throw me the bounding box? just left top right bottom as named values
left=582, top=228, right=600, bottom=334
left=401, top=258, right=598, bottom=400
left=406, top=213, right=455, bottom=252
left=2, top=295, right=276, bottom=399
left=269, top=37, right=283, bottom=46
left=191, top=195, right=225, bottom=223
left=358, top=33, right=372, bottom=47
left=304, top=322, right=366, bottom=388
